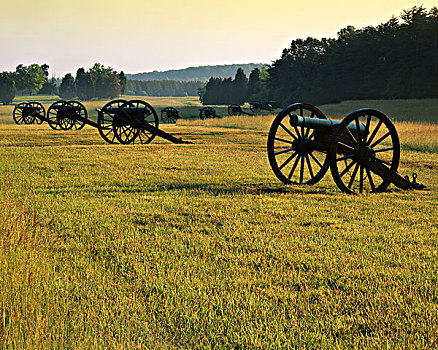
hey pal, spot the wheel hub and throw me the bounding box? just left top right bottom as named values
left=355, top=145, right=375, bottom=165
left=293, top=138, right=314, bottom=155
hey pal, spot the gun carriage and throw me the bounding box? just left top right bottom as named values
left=199, top=107, right=221, bottom=120
left=13, top=102, right=45, bottom=125
left=267, top=103, right=426, bottom=194
left=161, top=107, right=181, bottom=124
left=227, top=104, right=254, bottom=116
left=249, top=101, right=282, bottom=113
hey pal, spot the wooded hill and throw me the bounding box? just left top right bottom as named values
left=127, top=64, right=265, bottom=82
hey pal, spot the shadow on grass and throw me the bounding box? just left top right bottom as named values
left=38, top=182, right=333, bottom=196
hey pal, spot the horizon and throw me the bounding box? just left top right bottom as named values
left=1, top=0, right=436, bottom=77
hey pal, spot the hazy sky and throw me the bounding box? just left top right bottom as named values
left=0, top=0, right=436, bottom=77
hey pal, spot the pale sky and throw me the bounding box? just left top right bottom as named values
left=0, top=0, right=436, bottom=77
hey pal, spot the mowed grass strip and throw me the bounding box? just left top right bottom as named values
left=0, top=100, right=437, bottom=348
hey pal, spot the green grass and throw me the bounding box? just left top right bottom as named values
left=0, top=97, right=437, bottom=348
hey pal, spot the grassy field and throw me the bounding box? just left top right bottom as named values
left=0, top=97, right=437, bottom=348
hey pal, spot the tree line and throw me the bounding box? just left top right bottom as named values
left=199, top=6, right=438, bottom=106
left=125, top=79, right=202, bottom=97
left=0, top=63, right=204, bottom=104
left=199, top=67, right=268, bottom=105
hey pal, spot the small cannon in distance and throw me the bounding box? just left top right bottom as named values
left=227, top=104, right=254, bottom=116
left=267, top=103, right=426, bottom=194
left=161, top=107, right=181, bottom=124
left=249, top=101, right=282, bottom=113
left=13, top=102, right=45, bottom=125
left=96, top=100, right=190, bottom=144
left=199, top=107, right=221, bottom=120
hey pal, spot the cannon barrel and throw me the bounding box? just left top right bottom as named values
left=51, top=104, right=83, bottom=111
left=290, top=114, right=367, bottom=134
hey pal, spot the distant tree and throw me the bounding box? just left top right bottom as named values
left=231, top=68, right=248, bottom=104
left=75, top=68, right=94, bottom=100
left=59, top=73, right=76, bottom=99
left=15, top=64, right=46, bottom=95
left=41, top=64, right=50, bottom=80
left=119, top=71, right=126, bottom=95
left=0, top=72, right=16, bottom=104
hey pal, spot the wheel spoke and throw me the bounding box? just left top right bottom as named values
left=366, top=168, right=376, bottom=192
left=279, top=152, right=298, bottom=170
left=287, top=155, right=301, bottom=180
left=348, top=163, right=360, bottom=188
left=279, top=122, right=298, bottom=140
left=344, top=127, right=360, bottom=147
left=309, top=152, right=323, bottom=168
left=339, top=159, right=356, bottom=178
left=366, top=120, right=383, bottom=146
left=373, top=147, right=394, bottom=153
left=274, top=147, right=296, bottom=156
left=336, top=154, right=355, bottom=162
left=274, top=137, right=294, bottom=145
left=369, top=132, right=390, bottom=149
left=355, top=117, right=363, bottom=144
left=375, top=157, right=392, bottom=166
left=299, top=156, right=305, bottom=183
left=364, top=114, right=371, bottom=144
left=305, top=155, right=314, bottom=179
left=338, top=142, right=356, bottom=151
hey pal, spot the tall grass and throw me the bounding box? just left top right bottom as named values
left=0, top=97, right=437, bottom=348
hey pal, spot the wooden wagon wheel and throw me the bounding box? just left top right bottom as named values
left=54, top=101, right=76, bottom=130
left=329, top=109, right=400, bottom=194
left=228, top=104, right=242, bottom=116
left=12, top=103, right=29, bottom=124
left=27, top=102, right=45, bottom=124
left=47, top=101, right=67, bottom=130
left=113, top=100, right=159, bottom=144
left=267, top=103, right=330, bottom=185
left=161, top=107, right=179, bottom=124
left=97, top=99, right=126, bottom=144
left=66, top=100, right=88, bottom=130
left=199, top=107, right=215, bottom=120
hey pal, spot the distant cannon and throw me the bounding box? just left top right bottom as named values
left=46, top=101, right=88, bottom=130
left=249, top=101, right=282, bottom=113
left=199, top=107, right=221, bottom=120
left=161, top=107, right=181, bottom=124
left=13, top=102, right=45, bottom=125
left=267, top=103, right=426, bottom=194
left=227, top=104, right=254, bottom=116
left=96, top=100, right=190, bottom=144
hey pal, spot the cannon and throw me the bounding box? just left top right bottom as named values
left=96, top=99, right=190, bottom=144
left=267, top=103, right=426, bottom=194
left=45, top=100, right=88, bottom=130
left=199, top=107, right=221, bottom=120
left=227, top=104, right=254, bottom=116
left=13, top=102, right=45, bottom=125
left=161, top=107, right=181, bottom=124
left=249, top=101, right=282, bottom=113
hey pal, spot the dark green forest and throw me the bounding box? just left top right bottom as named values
left=124, top=79, right=202, bottom=97
left=200, top=6, right=438, bottom=106
left=127, top=64, right=264, bottom=82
